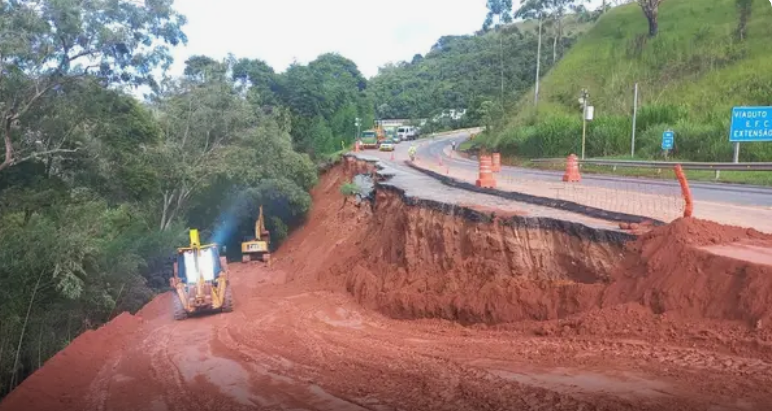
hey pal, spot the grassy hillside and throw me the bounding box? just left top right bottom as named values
left=480, top=0, right=772, bottom=162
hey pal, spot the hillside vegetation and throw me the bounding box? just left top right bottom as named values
left=368, top=17, right=591, bottom=129
left=0, top=1, right=367, bottom=398
left=477, top=0, right=772, bottom=162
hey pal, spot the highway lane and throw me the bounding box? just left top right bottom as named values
left=415, top=132, right=772, bottom=208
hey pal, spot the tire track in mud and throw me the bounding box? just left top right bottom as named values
left=205, top=283, right=694, bottom=411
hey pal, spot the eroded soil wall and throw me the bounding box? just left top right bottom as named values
left=279, top=158, right=630, bottom=324
left=278, top=158, right=772, bottom=326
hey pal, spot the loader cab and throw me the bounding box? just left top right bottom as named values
left=175, top=245, right=224, bottom=284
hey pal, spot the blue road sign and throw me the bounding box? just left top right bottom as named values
left=661, top=130, right=674, bottom=150
left=730, top=106, right=772, bottom=142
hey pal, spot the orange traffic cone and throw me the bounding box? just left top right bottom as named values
left=562, top=154, right=581, bottom=182
left=475, top=155, right=496, bottom=188
left=492, top=153, right=501, bottom=172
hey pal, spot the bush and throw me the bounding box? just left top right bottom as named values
left=586, top=115, right=632, bottom=157
left=339, top=182, right=359, bottom=197
left=635, top=104, right=689, bottom=134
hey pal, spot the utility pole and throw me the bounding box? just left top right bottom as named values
left=534, top=17, right=542, bottom=107
left=499, top=27, right=505, bottom=111
left=355, top=117, right=361, bottom=141
left=580, top=89, right=589, bottom=160
left=631, top=83, right=638, bottom=157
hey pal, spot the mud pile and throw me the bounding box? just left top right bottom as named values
left=276, top=158, right=772, bottom=327
left=604, top=218, right=772, bottom=324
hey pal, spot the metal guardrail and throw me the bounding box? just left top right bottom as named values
left=530, top=158, right=772, bottom=171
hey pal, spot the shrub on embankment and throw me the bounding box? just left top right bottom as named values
left=476, top=0, right=772, bottom=162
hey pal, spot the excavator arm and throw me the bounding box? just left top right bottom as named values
left=255, top=205, right=267, bottom=242
left=241, top=205, right=271, bottom=264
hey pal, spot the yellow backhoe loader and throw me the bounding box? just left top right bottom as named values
left=241, top=205, right=271, bottom=264
left=169, top=229, right=233, bottom=320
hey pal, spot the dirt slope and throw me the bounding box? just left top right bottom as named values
left=3, top=160, right=772, bottom=411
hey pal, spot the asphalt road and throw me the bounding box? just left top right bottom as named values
left=415, top=132, right=772, bottom=208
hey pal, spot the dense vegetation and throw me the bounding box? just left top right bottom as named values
left=366, top=0, right=601, bottom=134
left=475, top=0, right=772, bottom=162
left=0, top=0, right=370, bottom=397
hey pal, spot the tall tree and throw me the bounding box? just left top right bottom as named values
left=636, top=0, right=665, bottom=37
left=735, top=0, right=752, bottom=41
left=0, top=0, right=187, bottom=172
left=483, top=0, right=514, bottom=111
left=516, top=0, right=549, bottom=107
left=151, top=58, right=254, bottom=231
left=547, top=0, right=576, bottom=64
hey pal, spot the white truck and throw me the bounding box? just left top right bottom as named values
left=397, top=126, right=418, bottom=141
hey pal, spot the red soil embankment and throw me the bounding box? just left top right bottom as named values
left=604, top=218, right=772, bottom=324
left=275, top=158, right=772, bottom=328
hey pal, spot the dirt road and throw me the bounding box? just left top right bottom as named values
left=6, top=262, right=772, bottom=411
left=4, top=153, right=772, bottom=411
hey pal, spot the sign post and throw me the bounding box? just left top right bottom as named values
left=661, top=130, right=674, bottom=159
left=631, top=82, right=638, bottom=157
left=729, top=106, right=772, bottom=164
left=579, top=89, right=591, bottom=160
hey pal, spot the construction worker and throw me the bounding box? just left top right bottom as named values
left=408, top=144, right=417, bottom=162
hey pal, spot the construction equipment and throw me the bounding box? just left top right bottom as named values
left=359, top=120, right=388, bottom=149
left=241, top=205, right=271, bottom=264
left=169, top=229, right=232, bottom=320
left=359, top=130, right=380, bottom=149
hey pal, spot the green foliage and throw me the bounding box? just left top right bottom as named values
left=339, top=182, right=360, bottom=197
left=487, top=0, right=772, bottom=162
left=0, top=0, right=186, bottom=172
left=367, top=21, right=581, bottom=122
left=0, top=1, right=353, bottom=397
left=267, top=53, right=374, bottom=158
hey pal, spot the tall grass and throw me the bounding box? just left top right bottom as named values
left=487, top=0, right=772, bottom=162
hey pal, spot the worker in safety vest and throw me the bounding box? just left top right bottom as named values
left=408, top=144, right=417, bottom=161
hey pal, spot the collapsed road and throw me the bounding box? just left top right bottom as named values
left=398, top=132, right=772, bottom=232
left=3, top=137, right=772, bottom=411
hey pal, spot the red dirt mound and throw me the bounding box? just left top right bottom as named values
left=602, top=217, right=772, bottom=324
left=1, top=312, right=143, bottom=411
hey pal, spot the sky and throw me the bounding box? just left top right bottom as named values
left=167, top=0, right=491, bottom=79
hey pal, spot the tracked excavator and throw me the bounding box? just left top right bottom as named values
left=169, top=229, right=233, bottom=320
left=241, top=205, right=271, bottom=265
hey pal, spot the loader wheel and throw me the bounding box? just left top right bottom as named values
left=172, top=295, right=187, bottom=321
left=221, top=284, right=234, bottom=313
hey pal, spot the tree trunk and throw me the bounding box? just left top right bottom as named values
left=552, top=32, right=558, bottom=64
left=1, top=117, right=14, bottom=172
left=534, top=18, right=542, bottom=107
left=10, top=271, right=44, bottom=391
left=499, top=30, right=505, bottom=111
left=647, top=14, right=658, bottom=37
